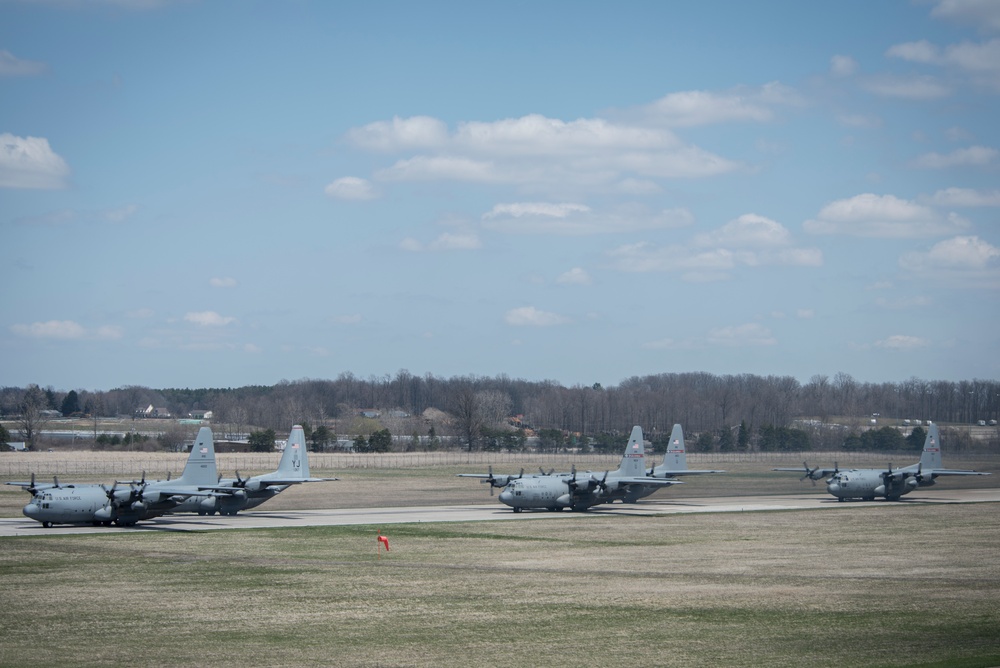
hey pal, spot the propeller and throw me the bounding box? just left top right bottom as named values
left=799, top=462, right=822, bottom=485
left=880, top=463, right=898, bottom=492
left=595, top=471, right=609, bottom=493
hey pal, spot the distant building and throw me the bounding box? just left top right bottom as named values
left=136, top=404, right=171, bottom=418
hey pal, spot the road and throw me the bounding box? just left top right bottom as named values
left=2, top=488, right=998, bottom=537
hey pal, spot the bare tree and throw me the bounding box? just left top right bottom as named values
left=16, top=384, right=51, bottom=450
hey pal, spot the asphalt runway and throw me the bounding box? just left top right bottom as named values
left=2, top=487, right=998, bottom=537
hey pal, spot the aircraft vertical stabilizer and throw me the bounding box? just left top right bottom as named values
left=919, top=423, right=943, bottom=471
left=277, top=424, right=309, bottom=479
left=178, top=427, right=219, bottom=487
left=617, top=426, right=647, bottom=477
left=660, top=424, right=687, bottom=471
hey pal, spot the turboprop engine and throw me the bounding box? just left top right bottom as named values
left=199, top=496, right=221, bottom=513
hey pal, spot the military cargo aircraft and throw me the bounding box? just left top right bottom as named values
left=460, top=424, right=724, bottom=505
left=7, top=427, right=220, bottom=527
left=773, top=423, right=991, bottom=501
left=170, top=424, right=336, bottom=516
left=461, top=426, right=683, bottom=512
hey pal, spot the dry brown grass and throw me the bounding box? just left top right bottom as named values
left=0, top=502, right=998, bottom=667
left=3, top=450, right=997, bottom=517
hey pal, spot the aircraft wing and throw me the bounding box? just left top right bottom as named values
left=924, top=469, right=992, bottom=476
left=5, top=481, right=56, bottom=490
left=613, top=477, right=685, bottom=488
left=772, top=466, right=840, bottom=479
left=251, top=477, right=338, bottom=485
left=655, top=468, right=726, bottom=476
left=147, top=486, right=217, bottom=498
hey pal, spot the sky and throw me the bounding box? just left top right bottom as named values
left=2, top=0, right=999, bottom=393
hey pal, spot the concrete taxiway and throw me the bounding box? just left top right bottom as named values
left=2, top=488, right=998, bottom=537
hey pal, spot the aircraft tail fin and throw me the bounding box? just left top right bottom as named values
left=659, top=424, right=687, bottom=472
left=617, top=425, right=647, bottom=477
left=177, top=427, right=219, bottom=486
left=919, top=423, right=943, bottom=470
left=276, top=425, right=310, bottom=479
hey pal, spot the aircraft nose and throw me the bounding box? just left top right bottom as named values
left=826, top=481, right=840, bottom=494
left=23, top=503, right=40, bottom=519
left=498, top=490, right=514, bottom=506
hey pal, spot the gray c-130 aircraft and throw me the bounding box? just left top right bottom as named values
left=6, top=427, right=220, bottom=527
left=773, top=423, right=990, bottom=501
left=459, top=424, right=724, bottom=507
left=460, top=425, right=705, bottom=512
left=170, top=424, right=336, bottom=516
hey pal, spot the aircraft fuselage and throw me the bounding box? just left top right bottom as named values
left=825, top=467, right=933, bottom=501
left=498, top=476, right=600, bottom=512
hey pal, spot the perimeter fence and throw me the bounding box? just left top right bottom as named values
left=1, top=449, right=978, bottom=478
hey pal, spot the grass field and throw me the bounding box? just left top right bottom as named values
left=2, top=453, right=999, bottom=667
left=1, top=504, right=998, bottom=667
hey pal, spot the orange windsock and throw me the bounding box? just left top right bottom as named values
left=377, top=534, right=390, bottom=552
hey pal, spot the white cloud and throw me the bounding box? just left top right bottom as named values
left=10, top=320, right=86, bottom=339
left=804, top=193, right=965, bottom=237
left=346, top=115, right=449, bottom=151
left=930, top=0, right=1000, bottom=32
left=483, top=202, right=694, bottom=236
left=911, top=146, right=998, bottom=168
left=837, top=113, right=882, bottom=129
left=693, top=214, right=792, bottom=248
left=184, top=311, right=235, bottom=327
left=886, top=40, right=941, bottom=64
left=0, top=133, right=70, bottom=189
left=378, top=155, right=497, bottom=183
left=484, top=202, right=591, bottom=219
left=101, top=204, right=138, bottom=223
left=900, top=235, right=1000, bottom=270
left=0, top=50, right=47, bottom=77
left=874, top=295, right=933, bottom=310
left=9, top=320, right=122, bottom=340
left=504, top=306, right=570, bottom=327
left=637, top=82, right=803, bottom=127
left=324, top=176, right=377, bottom=200
left=557, top=267, right=592, bottom=285
left=210, top=277, right=238, bottom=288
left=427, top=232, right=482, bottom=251
left=93, top=325, right=124, bottom=340
left=860, top=74, right=952, bottom=99
left=706, top=323, right=777, bottom=347
left=830, top=55, right=859, bottom=77
left=607, top=213, right=820, bottom=279
left=925, top=187, right=1000, bottom=206
left=874, top=335, right=930, bottom=351
left=889, top=38, right=1000, bottom=72
left=351, top=112, right=741, bottom=193
left=400, top=231, right=481, bottom=252
left=14, top=205, right=138, bottom=225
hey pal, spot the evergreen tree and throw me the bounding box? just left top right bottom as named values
left=248, top=429, right=276, bottom=453
left=60, top=390, right=81, bottom=416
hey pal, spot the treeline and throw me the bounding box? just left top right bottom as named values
left=2, top=371, right=998, bottom=452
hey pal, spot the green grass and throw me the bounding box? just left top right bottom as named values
left=1, top=503, right=999, bottom=667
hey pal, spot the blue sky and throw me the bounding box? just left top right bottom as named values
left=2, top=0, right=999, bottom=392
